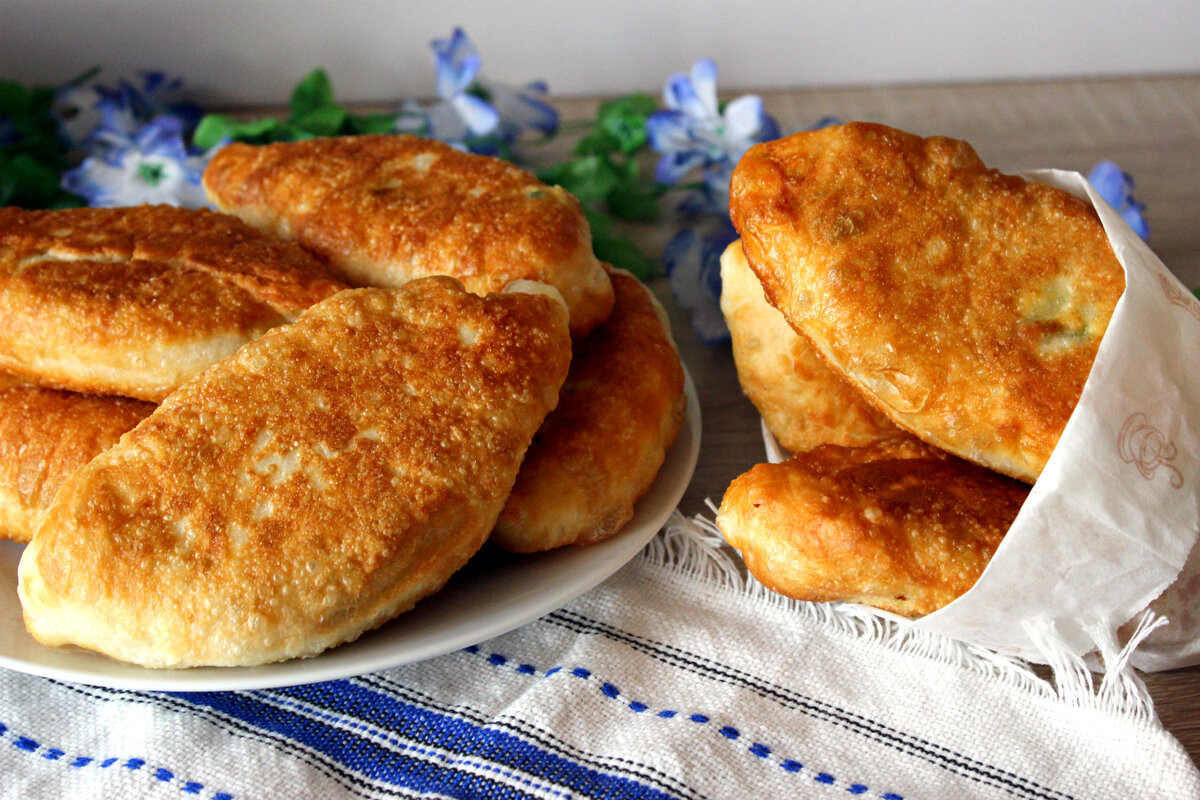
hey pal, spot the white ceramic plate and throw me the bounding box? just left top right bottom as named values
left=0, top=374, right=700, bottom=691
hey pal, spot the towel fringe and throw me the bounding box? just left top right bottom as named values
left=642, top=508, right=1159, bottom=723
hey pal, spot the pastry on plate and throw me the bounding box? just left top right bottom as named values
left=19, top=277, right=571, bottom=668
left=0, top=205, right=345, bottom=402
left=716, top=435, right=1029, bottom=616
left=0, top=374, right=153, bottom=542
left=493, top=269, right=686, bottom=552
left=204, top=134, right=615, bottom=337
left=730, top=122, right=1125, bottom=482
left=719, top=239, right=898, bottom=453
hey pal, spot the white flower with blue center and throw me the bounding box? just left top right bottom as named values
left=646, top=58, right=779, bottom=189
left=61, top=115, right=210, bottom=208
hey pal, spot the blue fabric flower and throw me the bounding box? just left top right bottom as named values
left=646, top=59, right=780, bottom=189
left=400, top=28, right=558, bottom=154
left=61, top=115, right=210, bottom=208
left=662, top=220, right=739, bottom=346
left=53, top=71, right=200, bottom=154
left=488, top=79, right=558, bottom=142
left=427, top=27, right=500, bottom=140
left=1088, top=159, right=1149, bottom=239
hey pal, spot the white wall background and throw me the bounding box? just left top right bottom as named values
left=3, top=1, right=1200, bottom=104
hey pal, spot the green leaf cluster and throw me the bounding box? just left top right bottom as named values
left=193, top=69, right=398, bottom=149
left=0, top=79, right=83, bottom=208
left=537, top=93, right=665, bottom=278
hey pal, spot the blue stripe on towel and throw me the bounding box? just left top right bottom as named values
left=173, top=682, right=679, bottom=800
left=356, top=673, right=703, bottom=800
left=291, top=680, right=679, bottom=800
left=173, top=689, right=542, bottom=800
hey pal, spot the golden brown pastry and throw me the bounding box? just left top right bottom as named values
left=203, top=134, right=614, bottom=337
left=18, top=277, right=572, bottom=668
left=719, top=239, right=898, bottom=453
left=493, top=269, right=686, bottom=552
left=0, top=205, right=346, bottom=402
left=0, top=375, right=154, bottom=542
left=730, top=122, right=1125, bottom=483
left=716, top=435, right=1029, bottom=616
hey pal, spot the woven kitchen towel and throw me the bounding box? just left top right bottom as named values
left=1, top=514, right=1197, bottom=800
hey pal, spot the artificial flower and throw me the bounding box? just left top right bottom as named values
left=1088, top=159, right=1149, bottom=239
left=646, top=58, right=779, bottom=188
left=53, top=71, right=200, bottom=154
left=487, top=79, right=558, bottom=142
left=658, top=113, right=837, bottom=341
left=398, top=27, right=498, bottom=146
left=662, top=220, right=739, bottom=346
left=61, top=115, right=210, bottom=208
left=399, top=28, right=557, bottom=154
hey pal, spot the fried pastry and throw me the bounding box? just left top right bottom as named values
left=730, top=122, right=1125, bottom=482
left=19, top=277, right=572, bottom=668
left=0, top=205, right=345, bottom=402
left=716, top=435, right=1029, bottom=616
left=493, top=269, right=686, bottom=552
left=719, top=239, right=898, bottom=453
left=203, top=134, right=614, bottom=337
left=0, top=375, right=153, bottom=542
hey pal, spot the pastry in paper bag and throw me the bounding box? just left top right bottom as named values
left=739, top=161, right=1198, bottom=671
left=906, top=169, right=1200, bottom=672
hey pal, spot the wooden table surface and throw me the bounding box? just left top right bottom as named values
left=557, top=74, right=1200, bottom=768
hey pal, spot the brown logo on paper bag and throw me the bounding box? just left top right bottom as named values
left=1158, top=273, right=1200, bottom=323
left=1118, top=413, right=1184, bottom=488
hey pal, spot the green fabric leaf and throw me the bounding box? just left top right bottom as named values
left=0, top=151, right=82, bottom=209
left=293, top=105, right=348, bottom=137
left=348, top=112, right=401, bottom=135
left=573, top=128, right=620, bottom=156
left=539, top=155, right=624, bottom=204
left=192, top=114, right=283, bottom=148
left=607, top=182, right=663, bottom=221
left=289, top=69, right=337, bottom=118
left=594, top=92, right=656, bottom=155
left=0, top=80, right=32, bottom=115
left=582, top=206, right=613, bottom=236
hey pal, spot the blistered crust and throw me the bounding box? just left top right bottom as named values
left=716, top=436, right=1029, bottom=616
left=204, top=134, right=614, bottom=336
left=0, top=206, right=346, bottom=401
left=493, top=269, right=686, bottom=552
left=720, top=239, right=898, bottom=452
left=19, top=278, right=571, bottom=668
left=730, top=122, right=1125, bottom=482
left=0, top=379, right=154, bottom=542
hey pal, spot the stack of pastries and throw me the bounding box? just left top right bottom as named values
left=716, top=122, right=1124, bottom=616
left=4, top=134, right=686, bottom=668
